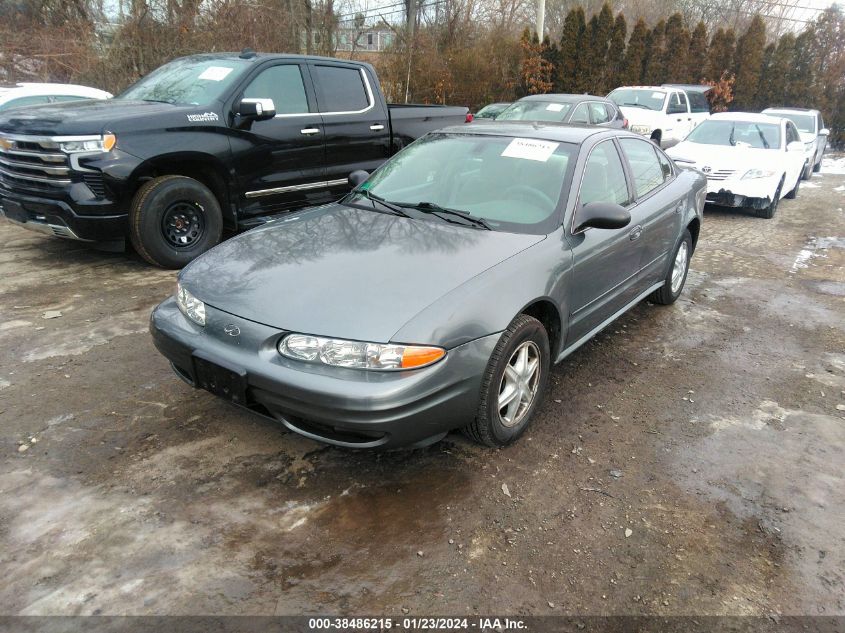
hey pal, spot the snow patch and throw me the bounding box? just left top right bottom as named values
left=789, top=236, right=845, bottom=273
left=821, top=155, right=845, bottom=175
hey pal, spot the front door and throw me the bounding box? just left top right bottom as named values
left=565, top=139, right=643, bottom=344
left=231, top=63, right=326, bottom=218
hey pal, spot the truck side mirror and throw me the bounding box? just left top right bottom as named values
left=348, top=170, right=370, bottom=188
left=236, top=98, right=276, bottom=121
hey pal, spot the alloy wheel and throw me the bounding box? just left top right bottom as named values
left=498, top=341, right=541, bottom=427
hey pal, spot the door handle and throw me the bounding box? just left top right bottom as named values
left=300, top=127, right=320, bottom=135
left=370, top=124, right=385, bottom=131
left=629, top=225, right=643, bottom=241
left=676, top=118, right=683, bottom=122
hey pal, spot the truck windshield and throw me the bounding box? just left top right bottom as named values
left=686, top=120, right=781, bottom=150
left=117, top=57, right=250, bottom=106
left=350, top=133, right=576, bottom=234
left=608, top=88, right=666, bottom=111
left=496, top=101, right=573, bottom=122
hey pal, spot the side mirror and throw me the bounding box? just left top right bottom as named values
left=787, top=141, right=805, bottom=152
left=574, top=201, right=631, bottom=232
left=236, top=98, right=276, bottom=121
left=819, top=128, right=829, bottom=136
left=348, top=170, right=370, bottom=188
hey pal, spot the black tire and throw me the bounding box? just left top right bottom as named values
left=802, top=161, right=812, bottom=180
left=650, top=131, right=662, bottom=147
left=785, top=173, right=800, bottom=199
left=649, top=229, right=692, bottom=306
left=129, top=175, right=223, bottom=269
left=813, top=161, right=821, bottom=173
left=755, top=177, right=783, bottom=219
left=463, top=314, right=550, bottom=447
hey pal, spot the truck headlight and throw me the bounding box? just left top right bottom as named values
left=742, top=169, right=776, bottom=179
left=58, top=134, right=116, bottom=153
left=176, top=282, right=206, bottom=326
left=631, top=125, right=652, bottom=135
left=279, top=334, right=445, bottom=370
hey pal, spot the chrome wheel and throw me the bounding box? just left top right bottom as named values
left=670, top=241, right=688, bottom=294
left=498, top=341, right=541, bottom=427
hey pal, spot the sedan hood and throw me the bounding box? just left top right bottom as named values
left=181, top=204, right=546, bottom=344
left=668, top=141, right=782, bottom=173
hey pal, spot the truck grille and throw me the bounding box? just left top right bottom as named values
left=705, top=169, right=735, bottom=181
left=0, top=134, right=72, bottom=191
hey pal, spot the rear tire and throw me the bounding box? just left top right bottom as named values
left=755, top=177, right=783, bottom=219
left=649, top=230, right=691, bottom=305
left=813, top=161, right=821, bottom=173
left=129, top=175, right=223, bottom=269
left=463, top=314, right=550, bottom=447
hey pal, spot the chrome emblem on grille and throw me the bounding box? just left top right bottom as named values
left=702, top=166, right=712, bottom=173
left=223, top=324, right=240, bottom=337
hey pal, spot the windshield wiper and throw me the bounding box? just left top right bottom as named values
left=755, top=127, right=770, bottom=149
left=622, top=102, right=648, bottom=109
left=728, top=123, right=736, bottom=147
left=397, top=201, right=492, bottom=230
left=141, top=98, right=174, bottom=104
left=344, top=189, right=410, bottom=217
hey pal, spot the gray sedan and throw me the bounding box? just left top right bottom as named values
left=150, top=124, right=705, bottom=449
left=496, top=94, right=627, bottom=128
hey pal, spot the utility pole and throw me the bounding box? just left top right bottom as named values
left=535, top=0, right=545, bottom=39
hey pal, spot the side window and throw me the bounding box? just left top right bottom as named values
left=579, top=141, right=630, bottom=209
left=619, top=138, right=667, bottom=198
left=688, top=91, right=710, bottom=113
left=0, top=95, right=51, bottom=111
left=817, top=113, right=824, bottom=131
left=312, top=65, right=370, bottom=112
left=605, top=104, right=619, bottom=121
left=655, top=146, right=674, bottom=180
left=785, top=122, right=800, bottom=144
left=589, top=102, right=611, bottom=124
left=666, top=92, right=686, bottom=114
left=570, top=103, right=590, bottom=124
left=243, top=65, right=309, bottom=114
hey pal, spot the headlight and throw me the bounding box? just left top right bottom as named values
left=278, top=334, right=445, bottom=370
left=742, top=168, right=777, bottom=179
left=58, top=134, right=116, bottom=153
left=176, top=282, right=206, bottom=326
left=631, top=125, right=652, bottom=135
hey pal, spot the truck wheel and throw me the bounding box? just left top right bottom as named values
left=649, top=230, right=691, bottom=306
left=463, top=314, right=550, bottom=447
left=130, top=175, right=223, bottom=269
left=755, top=177, right=783, bottom=219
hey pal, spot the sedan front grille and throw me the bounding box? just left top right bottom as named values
left=705, top=169, right=736, bottom=181
left=0, top=134, right=72, bottom=191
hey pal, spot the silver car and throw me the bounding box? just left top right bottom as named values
left=150, top=124, right=705, bottom=449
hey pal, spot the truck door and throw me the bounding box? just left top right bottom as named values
left=309, top=62, right=391, bottom=200
left=230, top=62, right=327, bottom=219
left=665, top=92, right=691, bottom=144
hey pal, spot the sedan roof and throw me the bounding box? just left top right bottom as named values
left=517, top=93, right=608, bottom=104
left=710, top=111, right=784, bottom=125
left=435, top=120, right=626, bottom=144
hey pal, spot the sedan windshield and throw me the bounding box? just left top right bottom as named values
left=497, top=101, right=573, bottom=122
left=777, top=113, right=815, bottom=133
left=608, top=88, right=666, bottom=111
left=686, top=120, right=781, bottom=149
left=118, top=57, right=250, bottom=106
left=351, top=133, right=576, bottom=234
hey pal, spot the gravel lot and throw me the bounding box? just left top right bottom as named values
left=1, top=158, right=843, bottom=618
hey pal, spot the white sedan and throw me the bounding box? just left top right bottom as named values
left=667, top=112, right=805, bottom=219
left=0, top=83, right=112, bottom=113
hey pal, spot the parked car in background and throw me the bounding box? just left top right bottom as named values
left=495, top=94, right=626, bottom=128
left=607, top=84, right=711, bottom=147
left=474, top=102, right=511, bottom=120
left=667, top=112, right=805, bottom=219
left=762, top=107, right=828, bottom=179
left=0, top=83, right=111, bottom=112
left=151, top=123, right=705, bottom=449
left=0, top=51, right=469, bottom=268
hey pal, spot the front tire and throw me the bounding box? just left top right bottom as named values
left=650, top=229, right=691, bottom=305
left=813, top=161, right=821, bottom=173
left=785, top=173, right=800, bottom=199
left=802, top=161, right=813, bottom=180
left=129, top=175, right=223, bottom=269
left=755, top=177, right=783, bottom=219
left=464, top=314, right=550, bottom=447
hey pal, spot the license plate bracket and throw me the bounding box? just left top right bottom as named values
left=192, top=352, right=248, bottom=405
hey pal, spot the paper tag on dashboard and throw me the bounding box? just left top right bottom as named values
left=651, top=91, right=664, bottom=99
left=199, top=66, right=234, bottom=81
left=545, top=103, right=564, bottom=112
left=501, top=138, right=560, bottom=162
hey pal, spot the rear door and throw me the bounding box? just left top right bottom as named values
left=618, top=137, right=683, bottom=285
left=565, top=138, right=642, bottom=343
left=310, top=62, right=391, bottom=199
left=230, top=62, right=326, bottom=218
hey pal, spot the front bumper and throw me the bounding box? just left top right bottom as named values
left=150, top=298, right=499, bottom=449
left=705, top=176, right=777, bottom=210
left=0, top=186, right=128, bottom=243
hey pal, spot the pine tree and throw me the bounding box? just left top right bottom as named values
left=757, top=43, right=775, bottom=110
left=787, top=30, right=817, bottom=107
left=642, top=19, right=666, bottom=85
left=762, top=33, right=795, bottom=107
left=590, top=2, right=615, bottom=94
left=733, top=15, right=766, bottom=110
left=623, top=18, right=648, bottom=85
left=662, top=13, right=690, bottom=83
left=706, top=27, right=735, bottom=81
left=687, top=21, right=708, bottom=84
left=607, top=13, right=627, bottom=91
left=557, top=7, right=586, bottom=92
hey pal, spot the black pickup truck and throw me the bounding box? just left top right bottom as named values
left=0, top=51, right=469, bottom=267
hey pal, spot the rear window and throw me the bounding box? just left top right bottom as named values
left=312, top=65, right=370, bottom=112
left=497, top=100, right=573, bottom=122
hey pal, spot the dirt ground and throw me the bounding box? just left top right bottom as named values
left=1, top=159, right=843, bottom=619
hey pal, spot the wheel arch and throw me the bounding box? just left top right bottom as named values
left=686, top=217, right=701, bottom=254
left=519, top=298, right=563, bottom=358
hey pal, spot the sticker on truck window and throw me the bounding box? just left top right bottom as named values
left=198, top=66, right=234, bottom=81
left=545, top=103, right=564, bottom=112
left=652, top=91, right=665, bottom=99
left=501, top=138, right=560, bottom=162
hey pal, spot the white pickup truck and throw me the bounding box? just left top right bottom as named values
left=607, top=84, right=711, bottom=148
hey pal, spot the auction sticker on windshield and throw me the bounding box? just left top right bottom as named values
left=545, top=103, right=565, bottom=112
left=198, top=66, right=234, bottom=81
left=501, top=138, right=560, bottom=162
